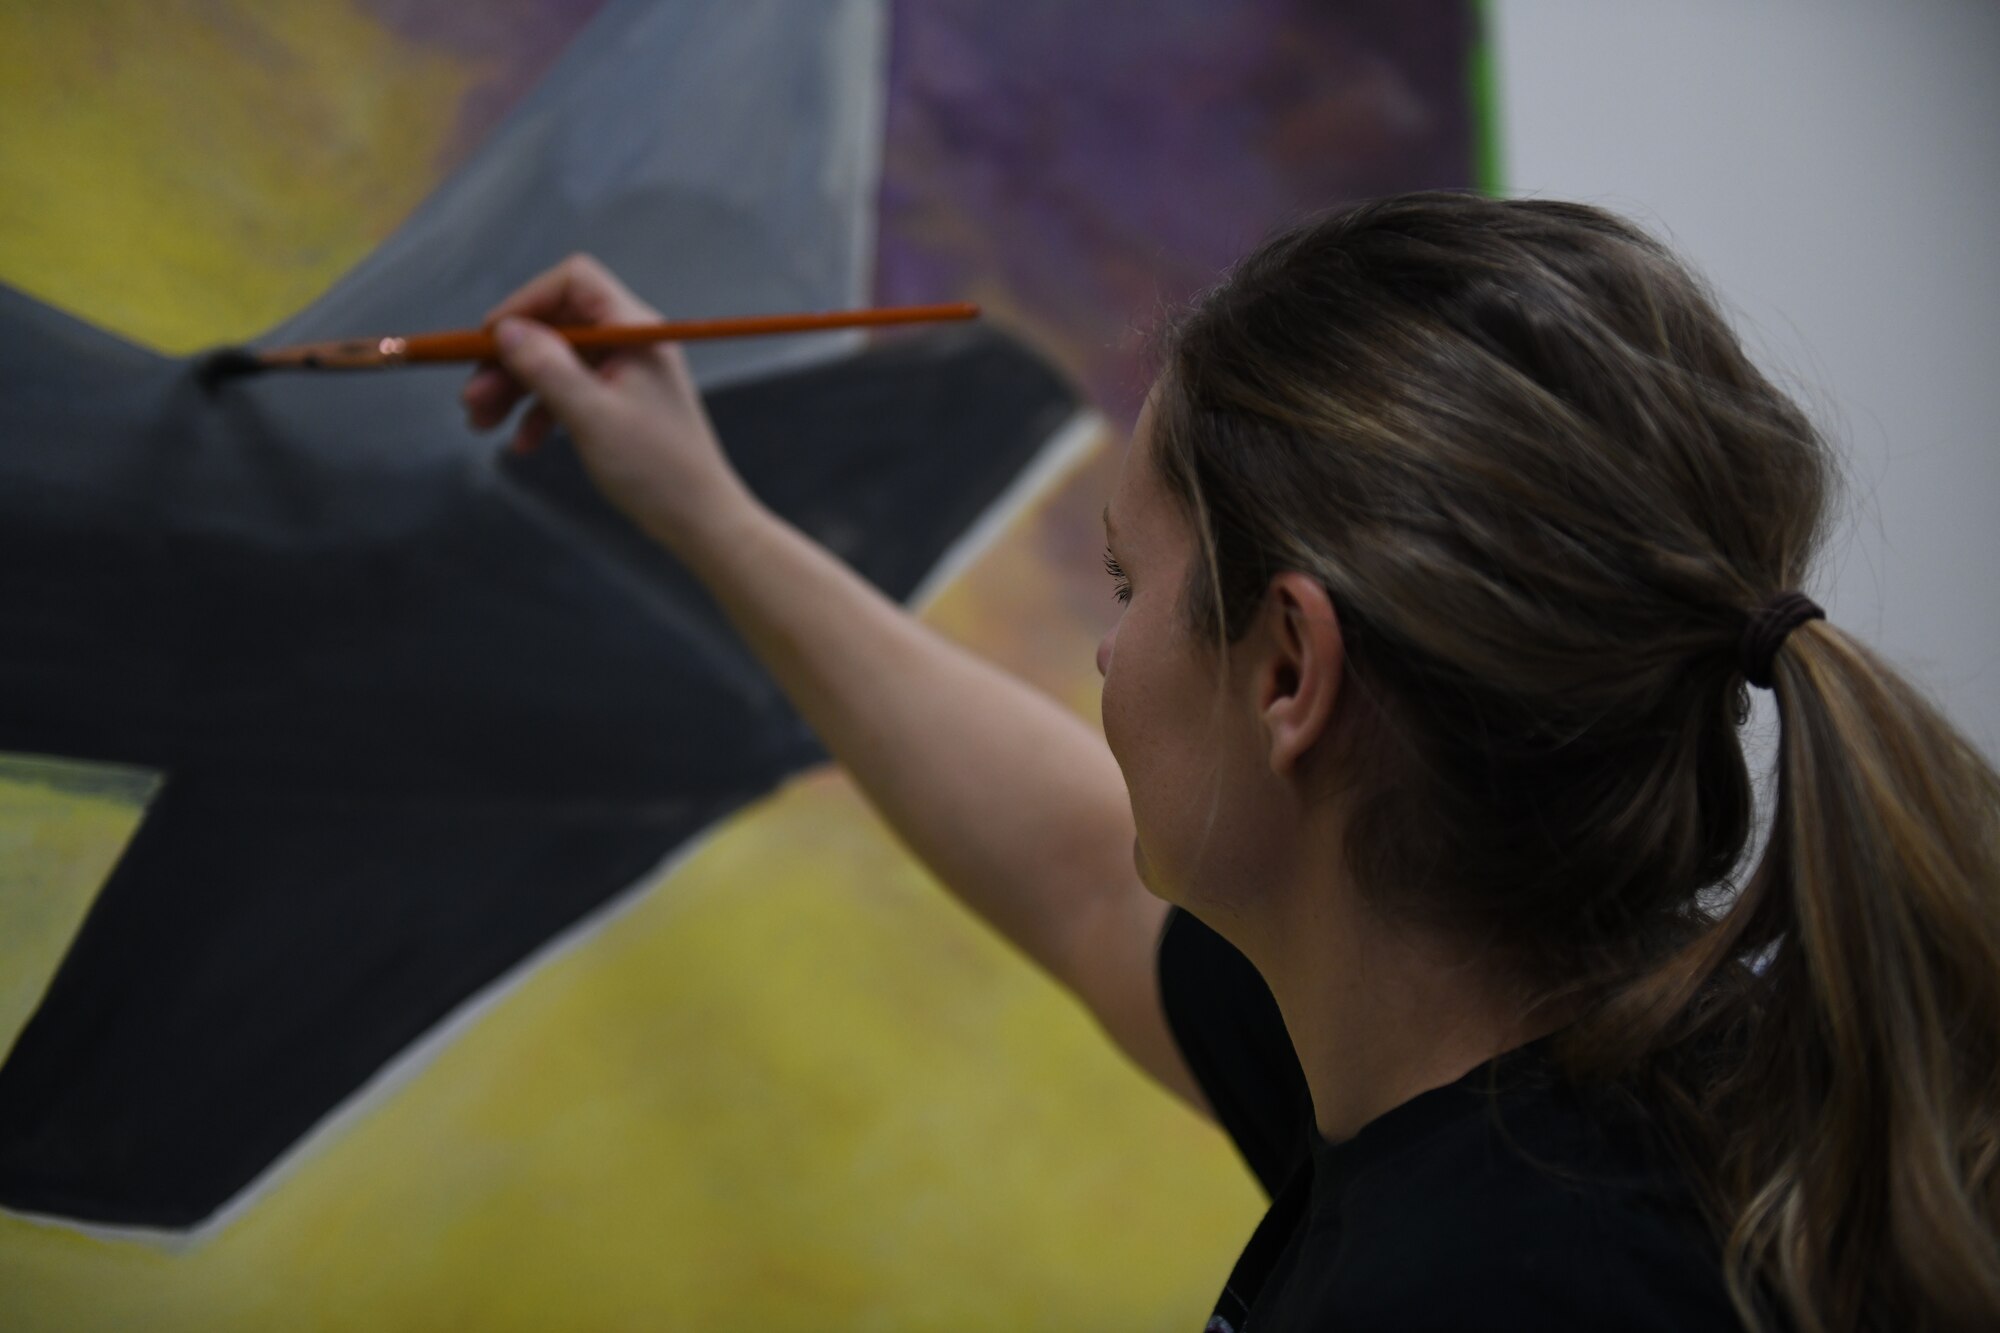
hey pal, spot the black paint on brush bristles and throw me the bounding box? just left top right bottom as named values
left=194, top=347, right=267, bottom=392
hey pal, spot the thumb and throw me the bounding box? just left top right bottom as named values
left=492, top=317, right=609, bottom=427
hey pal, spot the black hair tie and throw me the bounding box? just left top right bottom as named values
left=1740, top=591, right=1825, bottom=689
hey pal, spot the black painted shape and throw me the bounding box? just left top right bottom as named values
left=0, top=781, right=699, bottom=1230
left=0, top=287, right=1079, bottom=1228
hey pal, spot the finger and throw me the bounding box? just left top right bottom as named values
left=461, top=363, right=521, bottom=430
left=492, top=317, right=612, bottom=428
left=483, top=253, right=658, bottom=331
left=508, top=402, right=555, bottom=456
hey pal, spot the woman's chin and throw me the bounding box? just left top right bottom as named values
left=1132, top=836, right=1177, bottom=905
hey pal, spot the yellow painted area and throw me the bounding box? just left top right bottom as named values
left=0, top=5, right=1266, bottom=1325
left=0, top=0, right=478, bottom=352
left=0, top=757, right=158, bottom=1063
left=1, top=765, right=1260, bottom=1330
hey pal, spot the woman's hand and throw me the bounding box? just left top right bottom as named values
left=461, top=253, right=748, bottom=549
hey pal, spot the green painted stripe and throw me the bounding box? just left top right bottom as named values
left=1470, top=0, right=1505, bottom=196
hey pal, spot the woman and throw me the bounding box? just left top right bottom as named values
left=462, top=192, right=2000, bottom=1332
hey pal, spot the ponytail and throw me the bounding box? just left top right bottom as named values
left=1584, top=620, right=2000, bottom=1333
left=1735, top=622, right=2000, bottom=1331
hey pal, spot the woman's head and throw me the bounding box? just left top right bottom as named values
left=1120, top=191, right=2000, bottom=1332
left=1138, top=191, right=1830, bottom=983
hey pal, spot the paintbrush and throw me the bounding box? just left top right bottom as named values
left=195, top=302, right=981, bottom=388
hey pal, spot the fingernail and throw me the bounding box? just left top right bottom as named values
left=494, top=318, right=526, bottom=351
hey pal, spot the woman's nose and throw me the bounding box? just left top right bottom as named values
left=1095, top=625, right=1115, bottom=678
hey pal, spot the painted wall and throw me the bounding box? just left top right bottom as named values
left=0, top=2, right=1484, bottom=1328
left=1491, top=0, right=2000, bottom=760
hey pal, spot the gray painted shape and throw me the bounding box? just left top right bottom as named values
left=255, top=0, right=888, bottom=396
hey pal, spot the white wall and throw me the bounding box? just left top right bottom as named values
left=1491, top=0, right=2000, bottom=761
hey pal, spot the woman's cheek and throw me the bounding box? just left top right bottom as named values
left=1099, top=667, right=1134, bottom=786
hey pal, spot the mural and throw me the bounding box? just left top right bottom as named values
left=0, top=0, right=1486, bottom=1326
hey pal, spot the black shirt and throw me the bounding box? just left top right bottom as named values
left=1157, top=907, right=1742, bottom=1332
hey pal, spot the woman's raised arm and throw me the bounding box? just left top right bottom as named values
left=463, top=255, right=1206, bottom=1114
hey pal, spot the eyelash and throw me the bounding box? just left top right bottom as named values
left=1102, top=547, right=1131, bottom=605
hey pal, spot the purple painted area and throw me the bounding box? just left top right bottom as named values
left=354, top=0, right=609, bottom=167
left=336, top=0, right=1480, bottom=427
left=876, top=0, right=1479, bottom=423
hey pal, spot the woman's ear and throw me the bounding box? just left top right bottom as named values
left=1251, top=572, right=1344, bottom=777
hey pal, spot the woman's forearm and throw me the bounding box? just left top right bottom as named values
left=652, top=479, right=1142, bottom=980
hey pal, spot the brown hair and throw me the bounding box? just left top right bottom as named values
left=1151, top=191, right=2000, bottom=1332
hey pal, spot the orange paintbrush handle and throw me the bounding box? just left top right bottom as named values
left=399, top=302, right=983, bottom=363
left=236, top=302, right=983, bottom=374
